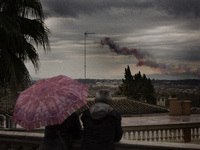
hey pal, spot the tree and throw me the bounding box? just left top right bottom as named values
left=0, top=0, right=50, bottom=94
left=119, top=65, right=134, bottom=97
left=118, top=66, right=156, bottom=104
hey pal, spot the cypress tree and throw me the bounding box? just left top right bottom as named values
left=119, top=66, right=156, bottom=104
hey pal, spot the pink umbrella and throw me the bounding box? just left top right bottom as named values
left=12, top=75, right=88, bottom=130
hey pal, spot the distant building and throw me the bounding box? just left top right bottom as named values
left=156, top=94, right=167, bottom=107
left=0, top=115, right=4, bottom=128
left=0, top=113, right=16, bottom=128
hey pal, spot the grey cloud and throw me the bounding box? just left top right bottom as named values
left=41, top=0, right=120, bottom=18
left=36, top=0, right=200, bottom=79
left=178, top=47, right=200, bottom=61
left=156, top=0, right=200, bottom=18
left=41, top=0, right=200, bottom=18
left=41, top=0, right=155, bottom=18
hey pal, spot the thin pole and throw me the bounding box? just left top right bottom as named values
left=84, top=32, right=86, bottom=79
left=84, top=32, right=95, bottom=79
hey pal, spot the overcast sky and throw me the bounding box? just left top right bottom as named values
left=26, top=0, right=200, bottom=80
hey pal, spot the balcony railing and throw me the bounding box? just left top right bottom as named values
left=1, top=122, right=200, bottom=150
left=1, top=130, right=200, bottom=150
left=122, top=123, right=200, bottom=143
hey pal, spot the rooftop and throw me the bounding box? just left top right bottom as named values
left=77, top=97, right=168, bottom=115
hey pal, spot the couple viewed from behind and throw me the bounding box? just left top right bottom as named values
left=39, top=89, right=123, bottom=150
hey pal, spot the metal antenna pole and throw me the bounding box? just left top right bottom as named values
left=84, top=32, right=95, bottom=79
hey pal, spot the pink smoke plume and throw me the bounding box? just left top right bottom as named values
left=100, top=37, right=200, bottom=78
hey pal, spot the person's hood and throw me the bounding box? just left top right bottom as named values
left=89, top=102, right=113, bottom=120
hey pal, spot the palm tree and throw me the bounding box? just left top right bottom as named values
left=0, top=0, right=50, bottom=94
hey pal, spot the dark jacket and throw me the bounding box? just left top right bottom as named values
left=81, top=102, right=123, bottom=150
left=39, top=112, right=82, bottom=150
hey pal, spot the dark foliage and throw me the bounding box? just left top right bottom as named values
left=118, top=65, right=156, bottom=104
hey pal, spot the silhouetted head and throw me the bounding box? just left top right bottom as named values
left=95, top=89, right=112, bottom=104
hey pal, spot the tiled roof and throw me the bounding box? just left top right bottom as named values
left=77, top=98, right=168, bottom=115
left=0, top=97, right=168, bottom=116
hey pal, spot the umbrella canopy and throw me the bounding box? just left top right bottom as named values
left=12, top=75, right=88, bottom=130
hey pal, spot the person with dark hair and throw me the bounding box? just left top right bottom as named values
left=39, top=112, right=82, bottom=150
left=81, top=89, right=123, bottom=150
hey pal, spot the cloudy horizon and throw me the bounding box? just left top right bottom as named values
left=26, top=0, right=200, bottom=80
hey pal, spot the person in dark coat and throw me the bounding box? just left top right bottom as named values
left=39, top=112, right=82, bottom=150
left=81, top=89, right=123, bottom=150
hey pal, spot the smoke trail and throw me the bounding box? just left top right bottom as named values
left=100, top=37, right=200, bottom=78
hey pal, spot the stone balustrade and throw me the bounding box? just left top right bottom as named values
left=122, top=123, right=200, bottom=143
left=1, top=122, right=200, bottom=150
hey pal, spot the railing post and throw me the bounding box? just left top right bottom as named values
left=146, top=130, right=150, bottom=141
left=183, top=127, right=191, bottom=143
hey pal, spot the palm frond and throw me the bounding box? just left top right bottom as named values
left=18, top=17, right=50, bottom=51
left=19, top=38, right=40, bottom=71
left=0, top=50, right=31, bottom=93
left=0, top=13, right=21, bottom=49
left=18, top=0, right=44, bottom=19
left=0, top=0, right=50, bottom=94
left=0, top=0, right=43, bottom=19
